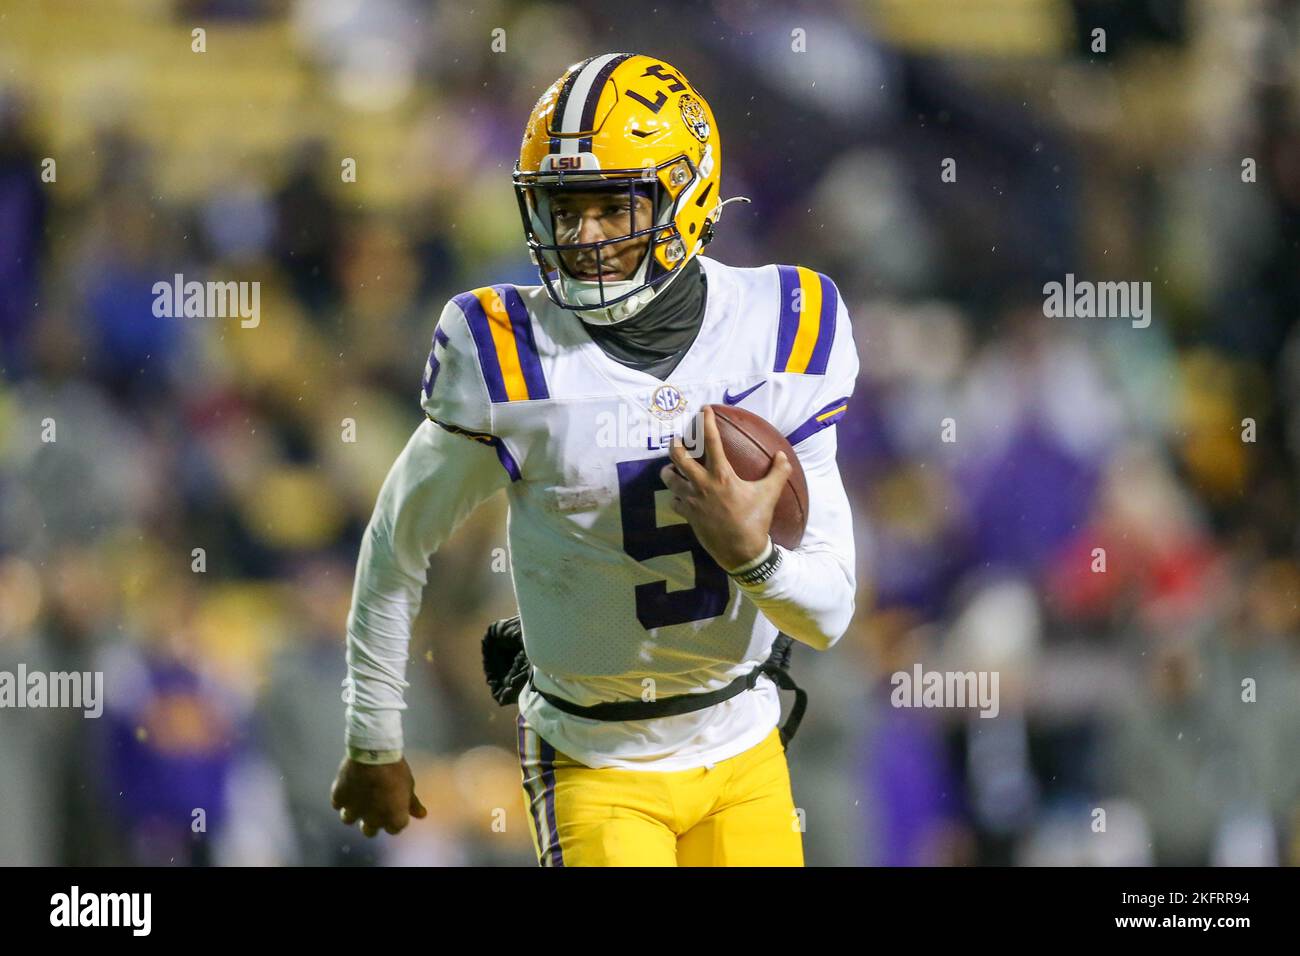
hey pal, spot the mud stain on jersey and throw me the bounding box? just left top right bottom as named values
left=547, top=483, right=615, bottom=514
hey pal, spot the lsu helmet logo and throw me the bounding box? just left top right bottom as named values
left=679, top=93, right=710, bottom=142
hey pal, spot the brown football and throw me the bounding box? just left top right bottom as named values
left=697, top=404, right=808, bottom=550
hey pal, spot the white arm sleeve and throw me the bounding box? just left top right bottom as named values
left=344, top=417, right=509, bottom=751
left=734, top=423, right=856, bottom=651
left=738, top=268, right=860, bottom=651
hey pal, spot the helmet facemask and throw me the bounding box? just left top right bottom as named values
left=513, top=157, right=699, bottom=325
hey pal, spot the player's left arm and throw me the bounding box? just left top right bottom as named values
left=664, top=410, right=856, bottom=652
left=743, top=272, right=862, bottom=651
left=665, top=275, right=861, bottom=651
left=730, top=422, right=856, bottom=651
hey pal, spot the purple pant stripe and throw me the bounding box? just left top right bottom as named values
left=516, top=714, right=552, bottom=867
left=538, top=738, right=564, bottom=868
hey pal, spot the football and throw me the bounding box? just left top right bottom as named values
left=699, top=404, right=809, bottom=550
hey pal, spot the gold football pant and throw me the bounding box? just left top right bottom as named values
left=516, top=715, right=804, bottom=866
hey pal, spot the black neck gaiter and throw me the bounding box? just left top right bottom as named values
left=581, top=257, right=707, bottom=381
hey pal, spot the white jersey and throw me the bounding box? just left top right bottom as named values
left=345, top=254, right=859, bottom=770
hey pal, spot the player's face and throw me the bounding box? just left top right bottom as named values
left=550, top=191, right=655, bottom=281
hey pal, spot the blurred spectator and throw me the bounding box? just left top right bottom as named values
left=273, top=139, right=344, bottom=315
left=0, top=94, right=48, bottom=376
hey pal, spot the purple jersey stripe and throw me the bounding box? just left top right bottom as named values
left=499, top=285, right=549, bottom=400
left=538, top=738, right=564, bottom=867
left=805, top=272, right=838, bottom=375
left=491, top=436, right=523, bottom=482
left=427, top=418, right=523, bottom=482
left=421, top=326, right=449, bottom=399
left=774, top=265, right=801, bottom=372
left=577, top=53, right=631, bottom=152
left=453, top=291, right=508, bottom=403
left=786, top=396, right=850, bottom=447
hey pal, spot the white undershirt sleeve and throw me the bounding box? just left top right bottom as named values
left=344, top=417, right=510, bottom=752
left=733, top=424, right=857, bottom=651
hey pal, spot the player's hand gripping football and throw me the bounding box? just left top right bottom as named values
left=331, top=755, right=427, bottom=837
left=660, top=405, right=793, bottom=571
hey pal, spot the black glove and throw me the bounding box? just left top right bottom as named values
left=481, top=614, right=531, bottom=706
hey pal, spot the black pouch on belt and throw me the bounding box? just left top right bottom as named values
left=481, top=614, right=531, bottom=707
left=480, top=615, right=808, bottom=748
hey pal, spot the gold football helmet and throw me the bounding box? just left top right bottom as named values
left=514, top=53, right=738, bottom=325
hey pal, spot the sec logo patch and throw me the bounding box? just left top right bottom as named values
left=649, top=383, right=688, bottom=421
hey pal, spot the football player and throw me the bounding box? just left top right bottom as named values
left=331, top=52, right=859, bottom=866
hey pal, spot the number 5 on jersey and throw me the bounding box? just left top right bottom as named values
left=616, top=457, right=730, bottom=629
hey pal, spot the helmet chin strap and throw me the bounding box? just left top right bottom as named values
left=574, top=286, right=657, bottom=326
left=568, top=244, right=677, bottom=326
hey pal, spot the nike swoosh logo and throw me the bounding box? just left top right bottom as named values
left=722, top=381, right=766, bottom=406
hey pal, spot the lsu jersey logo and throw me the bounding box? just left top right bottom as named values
left=679, top=94, right=710, bottom=142
left=649, top=383, right=687, bottom=420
